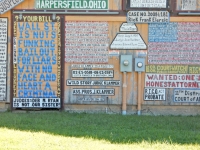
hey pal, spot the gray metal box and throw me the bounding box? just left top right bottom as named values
left=134, top=58, right=145, bottom=72
left=120, top=55, right=132, bottom=72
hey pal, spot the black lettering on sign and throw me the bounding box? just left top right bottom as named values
left=144, top=88, right=165, bottom=100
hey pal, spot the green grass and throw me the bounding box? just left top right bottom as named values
left=0, top=111, right=200, bottom=150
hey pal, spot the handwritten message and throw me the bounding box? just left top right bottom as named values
left=65, top=21, right=109, bottom=63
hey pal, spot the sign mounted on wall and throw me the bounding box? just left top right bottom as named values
left=35, top=0, right=109, bottom=10
left=12, top=15, right=61, bottom=109
left=144, top=88, right=165, bottom=100
left=119, top=23, right=137, bottom=32
left=110, top=33, right=147, bottom=50
left=0, top=18, right=7, bottom=101
left=174, top=89, right=200, bottom=103
left=127, top=11, right=169, bottom=23
left=0, top=0, right=24, bottom=14
left=129, top=0, right=167, bottom=8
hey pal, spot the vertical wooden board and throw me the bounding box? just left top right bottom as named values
left=109, top=0, right=122, bottom=10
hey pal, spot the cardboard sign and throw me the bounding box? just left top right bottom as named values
left=13, top=98, right=61, bottom=108
left=72, top=70, right=114, bottom=78
left=73, top=88, right=115, bottom=95
left=144, top=88, right=165, bottom=100
left=127, top=11, right=169, bottom=23
left=174, top=89, right=200, bottom=102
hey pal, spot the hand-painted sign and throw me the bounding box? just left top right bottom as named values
left=130, top=0, right=167, bottom=8
left=144, top=88, right=165, bottom=100
left=35, top=0, right=109, bottom=10
left=0, top=18, right=7, bottom=101
left=0, top=0, right=24, bottom=14
left=72, top=70, right=114, bottom=78
left=73, top=88, right=115, bottom=95
left=174, top=89, right=200, bottom=102
left=145, top=74, right=200, bottom=88
left=67, top=80, right=120, bottom=86
left=127, top=11, right=169, bottom=23
left=13, top=98, right=60, bottom=108
left=146, top=65, right=188, bottom=74
left=110, top=33, right=147, bottom=50
left=176, top=0, right=197, bottom=10
left=71, top=64, right=113, bottom=69
left=65, top=21, right=109, bottom=63
left=77, top=97, right=105, bottom=102
left=148, top=22, right=200, bottom=65
left=13, top=15, right=61, bottom=108
left=120, top=23, right=137, bottom=32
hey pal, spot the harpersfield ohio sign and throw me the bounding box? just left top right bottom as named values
left=0, top=0, right=24, bottom=14
left=35, top=0, right=109, bottom=10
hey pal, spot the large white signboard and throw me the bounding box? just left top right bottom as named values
left=0, top=0, right=24, bottom=14
left=73, top=88, right=115, bottom=95
left=72, top=70, right=114, bottom=78
left=144, top=88, right=165, bottom=100
left=174, top=89, right=200, bottom=102
left=110, top=34, right=147, bottom=50
left=13, top=98, right=61, bottom=108
left=130, top=0, right=167, bottom=8
left=67, top=80, right=120, bottom=86
left=127, top=11, right=169, bottom=23
left=145, top=74, right=200, bottom=88
left=0, top=18, right=7, bottom=100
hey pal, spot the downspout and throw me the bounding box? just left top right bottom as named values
left=137, top=72, right=141, bottom=115
left=122, top=71, right=127, bottom=115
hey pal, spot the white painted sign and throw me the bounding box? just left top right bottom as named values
left=144, top=88, right=165, bottom=100
left=77, top=97, right=105, bottom=102
left=13, top=98, right=61, bottom=108
left=0, top=0, right=24, bottom=14
left=130, top=0, right=167, bottom=8
left=13, top=37, right=17, bottom=64
left=72, top=70, right=114, bottom=78
left=145, top=74, right=200, bottom=88
left=67, top=80, right=120, bottom=86
left=71, top=64, right=114, bottom=69
left=120, top=23, right=137, bottom=32
left=110, top=33, right=147, bottom=50
left=73, top=88, right=115, bottom=95
left=0, top=18, right=7, bottom=101
left=181, top=0, right=196, bottom=10
left=127, top=11, right=169, bottom=23
left=65, top=21, right=109, bottom=63
left=0, top=18, right=7, bottom=43
left=174, top=89, right=200, bottom=102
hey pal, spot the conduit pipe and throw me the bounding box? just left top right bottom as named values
left=137, top=72, right=142, bottom=115
left=122, top=72, right=127, bottom=115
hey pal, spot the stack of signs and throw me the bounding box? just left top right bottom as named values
left=0, top=18, right=7, bottom=100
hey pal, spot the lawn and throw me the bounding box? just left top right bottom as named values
left=0, top=111, right=200, bottom=150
